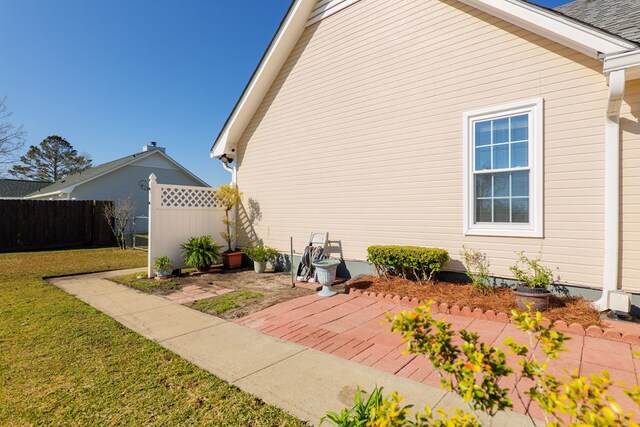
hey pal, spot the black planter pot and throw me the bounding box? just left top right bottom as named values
left=513, top=287, right=552, bottom=311
left=196, top=265, right=211, bottom=273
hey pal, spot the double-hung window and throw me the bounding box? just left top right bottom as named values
left=463, top=98, right=543, bottom=237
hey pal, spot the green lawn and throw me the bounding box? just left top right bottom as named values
left=110, top=271, right=182, bottom=293
left=194, top=290, right=264, bottom=315
left=0, top=248, right=305, bottom=426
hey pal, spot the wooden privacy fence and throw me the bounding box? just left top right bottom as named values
left=147, top=174, right=225, bottom=277
left=0, top=199, right=115, bottom=252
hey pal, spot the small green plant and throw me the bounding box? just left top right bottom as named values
left=213, top=185, right=243, bottom=252
left=243, top=241, right=279, bottom=263
left=509, top=251, right=554, bottom=289
left=367, top=245, right=450, bottom=283
left=460, top=246, right=492, bottom=294
left=320, top=386, right=390, bottom=426
left=152, top=256, right=173, bottom=271
left=180, top=236, right=221, bottom=271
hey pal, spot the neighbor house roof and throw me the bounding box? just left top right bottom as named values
left=0, top=179, right=51, bottom=198
left=211, top=0, right=640, bottom=158
left=555, top=0, right=640, bottom=44
left=26, top=148, right=208, bottom=198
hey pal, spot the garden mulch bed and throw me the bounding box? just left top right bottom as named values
left=346, top=275, right=603, bottom=328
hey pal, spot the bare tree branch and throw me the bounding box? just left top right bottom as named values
left=103, top=194, right=137, bottom=250
left=0, top=97, right=26, bottom=175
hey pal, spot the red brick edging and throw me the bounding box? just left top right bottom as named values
left=347, top=288, right=640, bottom=345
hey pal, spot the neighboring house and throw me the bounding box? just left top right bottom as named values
left=211, top=0, right=640, bottom=311
left=0, top=179, right=50, bottom=199
left=27, top=143, right=209, bottom=231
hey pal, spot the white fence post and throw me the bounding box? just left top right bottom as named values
left=147, top=173, right=157, bottom=277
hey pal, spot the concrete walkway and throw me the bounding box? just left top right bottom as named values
left=50, top=270, right=541, bottom=426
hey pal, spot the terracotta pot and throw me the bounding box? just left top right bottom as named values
left=222, top=251, right=243, bottom=269
left=513, top=287, right=551, bottom=311
left=254, top=260, right=267, bottom=273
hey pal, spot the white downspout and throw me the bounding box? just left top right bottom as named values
left=221, top=159, right=237, bottom=186
left=594, top=69, right=625, bottom=311
left=213, top=152, right=238, bottom=249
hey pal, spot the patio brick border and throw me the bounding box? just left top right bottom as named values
left=347, top=287, right=640, bottom=345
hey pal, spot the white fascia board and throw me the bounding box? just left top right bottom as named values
left=211, top=0, right=317, bottom=157
left=456, top=0, right=637, bottom=58
left=23, top=190, right=65, bottom=199
left=306, top=0, right=361, bottom=27
left=211, top=130, right=229, bottom=158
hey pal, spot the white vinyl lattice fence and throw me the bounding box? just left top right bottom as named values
left=147, top=174, right=226, bottom=277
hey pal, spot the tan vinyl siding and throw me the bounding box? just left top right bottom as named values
left=621, top=79, right=640, bottom=291
left=234, top=0, right=639, bottom=290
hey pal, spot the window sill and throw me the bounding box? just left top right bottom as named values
left=464, top=226, right=543, bottom=238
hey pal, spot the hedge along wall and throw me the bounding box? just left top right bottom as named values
left=367, top=245, right=450, bottom=283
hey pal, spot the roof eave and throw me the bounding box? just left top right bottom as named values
left=210, top=0, right=640, bottom=158
left=604, top=49, right=640, bottom=80
left=24, top=189, right=66, bottom=199
left=457, top=0, right=638, bottom=58
left=211, top=0, right=318, bottom=158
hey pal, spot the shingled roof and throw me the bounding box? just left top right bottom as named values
left=555, top=0, right=640, bottom=43
left=0, top=179, right=51, bottom=198
left=27, top=152, right=146, bottom=197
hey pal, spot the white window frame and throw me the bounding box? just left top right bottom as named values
left=463, top=98, right=544, bottom=238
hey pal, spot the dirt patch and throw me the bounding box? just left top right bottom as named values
left=347, top=275, right=602, bottom=328
left=185, top=269, right=313, bottom=319
left=123, top=268, right=312, bottom=319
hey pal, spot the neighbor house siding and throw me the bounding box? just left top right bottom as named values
left=234, top=0, right=637, bottom=290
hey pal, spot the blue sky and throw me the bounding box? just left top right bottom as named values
left=2, top=0, right=571, bottom=186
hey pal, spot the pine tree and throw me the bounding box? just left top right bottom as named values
left=9, top=135, right=92, bottom=182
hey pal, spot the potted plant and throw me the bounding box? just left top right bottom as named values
left=153, top=256, right=174, bottom=278
left=180, top=235, right=221, bottom=273
left=243, top=242, right=279, bottom=273
left=214, top=184, right=243, bottom=269
left=510, top=252, right=554, bottom=311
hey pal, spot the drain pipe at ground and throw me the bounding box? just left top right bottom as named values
left=594, top=69, right=625, bottom=311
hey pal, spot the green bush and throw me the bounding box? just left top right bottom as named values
left=367, top=245, right=450, bottom=283
left=181, top=236, right=222, bottom=271
left=509, top=251, right=554, bottom=289
left=242, top=241, right=279, bottom=263
left=152, top=256, right=173, bottom=271
left=460, top=246, right=492, bottom=294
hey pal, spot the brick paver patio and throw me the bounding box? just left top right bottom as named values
left=237, top=293, right=640, bottom=421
